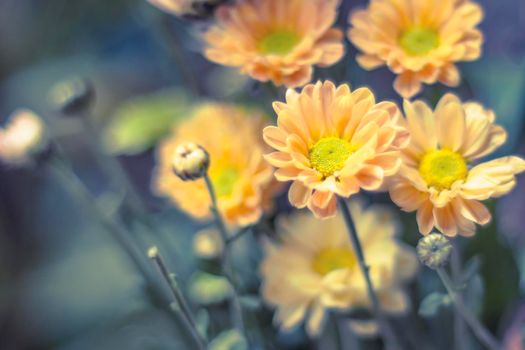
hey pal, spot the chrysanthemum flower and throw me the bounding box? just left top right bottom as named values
left=0, top=109, right=46, bottom=166
left=153, top=103, right=278, bottom=227
left=202, top=0, right=345, bottom=87
left=263, top=81, right=409, bottom=219
left=260, top=202, right=418, bottom=336
left=348, top=0, right=484, bottom=99
left=390, top=94, right=525, bottom=236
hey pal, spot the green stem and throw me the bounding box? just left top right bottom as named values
left=337, top=197, right=402, bottom=350
left=436, top=268, right=502, bottom=350
left=450, top=240, right=468, bottom=350
left=203, top=174, right=248, bottom=338
left=149, top=248, right=207, bottom=350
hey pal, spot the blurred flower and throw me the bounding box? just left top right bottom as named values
left=172, top=143, right=210, bottom=181
left=348, top=0, right=483, bottom=99
left=153, top=103, right=279, bottom=227
left=390, top=94, right=525, bottom=236
left=416, top=233, right=452, bottom=269
left=260, top=202, right=418, bottom=336
left=263, top=81, right=409, bottom=219
left=147, top=0, right=225, bottom=18
left=193, top=228, right=223, bottom=259
left=0, top=109, right=47, bottom=166
left=202, top=0, right=345, bottom=87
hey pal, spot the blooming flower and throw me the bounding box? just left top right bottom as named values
left=390, top=94, right=525, bottom=236
left=260, top=202, right=418, bottom=336
left=153, top=103, right=278, bottom=227
left=263, top=81, right=409, bottom=219
left=202, top=0, right=345, bottom=87
left=0, top=109, right=46, bottom=166
left=347, top=0, right=484, bottom=99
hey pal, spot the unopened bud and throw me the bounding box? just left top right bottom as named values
left=50, top=77, right=95, bottom=116
left=193, top=229, right=224, bottom=259
left=417, top=233, right=452, bottom=269
left=172, top=143, right=209, bottom=181
left=147, top=246, right=159, bottom=259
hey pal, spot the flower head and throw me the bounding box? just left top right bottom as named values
left=348, top=0, right=484, bottom=98
left=390, top=94, right=525, bottom=236
left=172, top=143, right=210, bottom=181
left=263, top=81, right=409, bottom=219
left=260, top=202, right=418, bottom=336
left=416, top=233, right=452, bottom=269
left=0, top=109, right=47, bottom=166
left=153, top=103, right=278, bottom=227
left=202, top=0, right=345, bottom=87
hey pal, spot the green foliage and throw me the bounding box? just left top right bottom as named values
left=418, top=292, right=451, bottom=317
left=208, top=329, right=248, bottom=350
left=104, top=89, right=191, bottom=155
left=187, top=271, right=232, bottom=305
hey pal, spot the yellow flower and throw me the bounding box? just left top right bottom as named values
left=263, top=81, right=409, bottom=219
left=153, top=103, right=278, bottom=227
left=0, top=109, right=46, bottom=165
left=348, top=0, right=484, bottom=99
left=390, top=94, right=525, bottom=236
left=202, top=0, right=345, bottom=88
left=260, top=202, right=418, bottom=336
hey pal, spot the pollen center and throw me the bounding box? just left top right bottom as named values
left=211, top=166, right=240, bottom=198
left=312, top=247, right=357, bottom=276
left=419, top=149, right=468, bottom=190
left=399, top=27, right=439, bottom=56
left=258, top=30, right=300, bottom=55
left=309, top=137, right=357, bottom=177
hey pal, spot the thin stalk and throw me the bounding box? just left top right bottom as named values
left=436, top=268, right=502, bottom=350
left=337, top=197, right=401, bottom=350
left=450, top=240, right=468, bottom=350
left=149, top=247, right=207, bottom=350
left=203, top=174, right=248, bottom=338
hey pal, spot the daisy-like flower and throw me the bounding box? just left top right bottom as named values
left=0, top=109, right=47, bottom=166
left=202, top=0, right=345, bottom=88
left=390, top=94, right=525, bottom=236
left=260, top=202, right=418, bottom=336
left=153, top=103, right=278, bottom=227
left=348, top=0, right=483, bottom=99
left=263, top=81, right=409, bottom=219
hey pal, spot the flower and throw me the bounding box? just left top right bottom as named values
left=262, top=81, right=409, bottom=219
left=389, top=94, right=525, bottom=236
left=0, top=109, right=46, bottom=165
left=416, top=233, right=452, bottom=269
left=202, top=0, right=345, bottom=88
left=347, top=0, right=484, bottom=99
left=147, top=0, right=224, bottom=18
left=153, top=103, right=278, bottom=227
left=172, top=143, right=210, bottom=181
left=260, top=201, right=418, bottom=336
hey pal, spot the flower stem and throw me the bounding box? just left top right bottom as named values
left=436, top=268, right=502, bottom=350
left=148, top=247, right=207, bottom=350
left=337, top=197, right=402, bottom=350
left=450, top=240, right=468, bottom=350
left=203, top=174, right=248, bottom=338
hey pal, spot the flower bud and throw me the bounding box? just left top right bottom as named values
left=416, top=233, right=452, bottom=269
left=193, top=228, right=224, bottom=259
left=172, top=143, right=209, bottom=181
left=49, top=77, right=95, bottom=116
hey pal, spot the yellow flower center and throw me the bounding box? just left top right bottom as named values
left=399, top=27, right=439, bottom=56
left=212, top=167, right=240, bottom=198
left=258, top=30, right=300, bottom=55
left=309, top=137, right=358, bottom=178
left=312, top=247, right=357, bottom=276
left=418, top=149, right=468, bottom=190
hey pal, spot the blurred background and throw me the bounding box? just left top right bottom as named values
left=1, top=0, right=525, bottom=349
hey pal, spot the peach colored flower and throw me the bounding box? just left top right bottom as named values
left=348, top=0, right=483, bottom=99
left=260, top=201, right=418, bottom=336
left=153, top=103, right=279, bottom=227
left=263, top=81, right=409, bottom=219
left=390, top=94, right=525, bottom=237
left=202, top=0, right=345, bottom=87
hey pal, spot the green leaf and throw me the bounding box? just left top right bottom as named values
left=208, top=329, right=248, bottom=350
left=104, top=88, right=191, bottom=155
left=187, top=271, right=232, bottom=305
left=418, top=292, right=451, bottom=317
left=195, top=309, right=210, bottom=339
